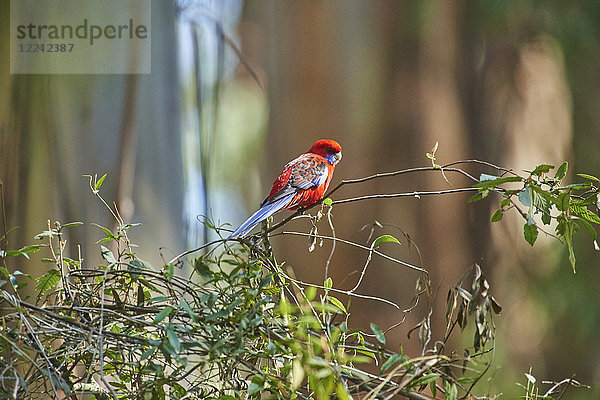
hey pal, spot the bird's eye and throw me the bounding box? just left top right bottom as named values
left=327, top=148, right=335, bottom=154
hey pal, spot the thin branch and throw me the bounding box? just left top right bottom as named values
left=326, top=165, right=480, bottom=200
left=281, top=270, right=401, bottom=310
left=333, top=187, right=479, bottom=205
left=324, top=205, right=336, bottom=280
left=265, top=162, right=501, bottom=236
left=281, top=231, right=428, bottom=275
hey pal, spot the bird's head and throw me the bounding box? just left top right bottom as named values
left=309, top=139, right=342, bottom=166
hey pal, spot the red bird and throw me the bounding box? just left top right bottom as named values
left=230, top=139, right=342, bottom=238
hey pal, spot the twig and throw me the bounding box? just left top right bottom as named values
left=324, top=205, right=336, bottom=280
left=279, top=269, right=402, bottom=310
left=265, top=162, right=498, bottom=236
left=542, top=376, right=590, bottom=399
left=333, top=187, right=479, bottom=205
left=281, top=231, right=428, bottom=275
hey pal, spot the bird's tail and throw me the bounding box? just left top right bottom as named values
left=228, top=194, right=293, bottom=238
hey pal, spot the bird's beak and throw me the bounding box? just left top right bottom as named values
left=335, top=151, right=342, bottom=164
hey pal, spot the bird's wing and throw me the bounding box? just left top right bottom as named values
left=266, top=153, right=328, bottom=204
left=229, top=154, right=328, bottom=238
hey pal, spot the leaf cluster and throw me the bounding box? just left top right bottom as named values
left=2, top=193, right=504, bottom=400
left=470, top=162, right=600, bottom=272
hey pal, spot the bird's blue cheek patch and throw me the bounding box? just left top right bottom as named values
left=326, top=153, right=340, bottom=165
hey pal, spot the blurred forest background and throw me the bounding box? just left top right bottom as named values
left=1, top=0, right=600, bottom=398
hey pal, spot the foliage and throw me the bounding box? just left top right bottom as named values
left=517, top=368, right=589, bottom=400
left=467, top=161, right=600, bottom=272
left=0, top=218, right=484, bottom=399
left=1, top=159, right=596, bottom=399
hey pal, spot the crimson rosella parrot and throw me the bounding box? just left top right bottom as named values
left=229, top=139, right=342, bottom=238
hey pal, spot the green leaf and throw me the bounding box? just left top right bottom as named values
left=430, top=380, right=437, bottom=398
left=9, top=274, right=19, bottom=290
left=311, top=302, right=343, bottom=314
left=381, top=353, right=406, bottom=372
left=193, top=259, right=213, bottom=280
left=178, top=299, right=198, bottom=322
left=153, top=306, right=173, bottom=324
left=500, top=197, right=511, bottom=208
left=20, top=245, right=40, bottom=255
left=13, top=270, right=32, bottom=280
left=95, top=173, right=107, bottom=190
left=93, top=223, right=116, bottom=241
left=324, top=276, right=333, bottom=289
left=35, top=269, right=61, bottom=293
left=445, top=382, right=458, bottom=400
left=530, top=164, right=554, bottom=176
left=7, top=245, right=41, bottom=259
left=62, top=221, right=84, bottom=228
left=165, top=262, right=174, bottom=282
left=33, top=230, right=56, bottom=240
left=530, top=184, right=551, bottom=210
left=518, top=187, right=531, bottom=207
left=412, top=373, right=440, bottom=387
left=490, top=209, right=503, bottom=222
left=100, top=245, right=117, bottom=264
left=247, top=376, right=265, bottom=396
left=555, top=192, right=570, bottom=212
left=127, top=259, right=146, bottom=281
left=572, top=207, right=600, bottom=225
left=467, top=192, right=483, bottom=203
left=148, top=296, right=168, bottom=303
left=336, top=382, right=352, bottom=400
left=0, top=226, right=20, bottom=242
left=474, top=176, right=522, bottom=189
left=166, top=326, right=180, bottom=352
left=541, top=211, right=551, bottom=225
left=327, top=296, right=347, bottom=314
left=323, top=197, right=333, bottom=206
left=523, top=224, right=538, bottom=246
left=468, top=189, right=489, bottom=203
left=371, top=234, right=400, bottom=248
left=555, top=162, right=568, bottom=181
left=370, top=323, right=386, bottom=344
left=278, top=297, right=293, bottom=315
left=577, top=173, right=599, bottom=182
left=304, top=285, right=317, bottom=301
left=479, top=173, right=498, bottom=181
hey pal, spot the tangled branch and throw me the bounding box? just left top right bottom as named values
left=1, top=158, right=595, bottom=399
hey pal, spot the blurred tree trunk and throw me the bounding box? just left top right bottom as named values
left=0, top=0, right=184, bottom=279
